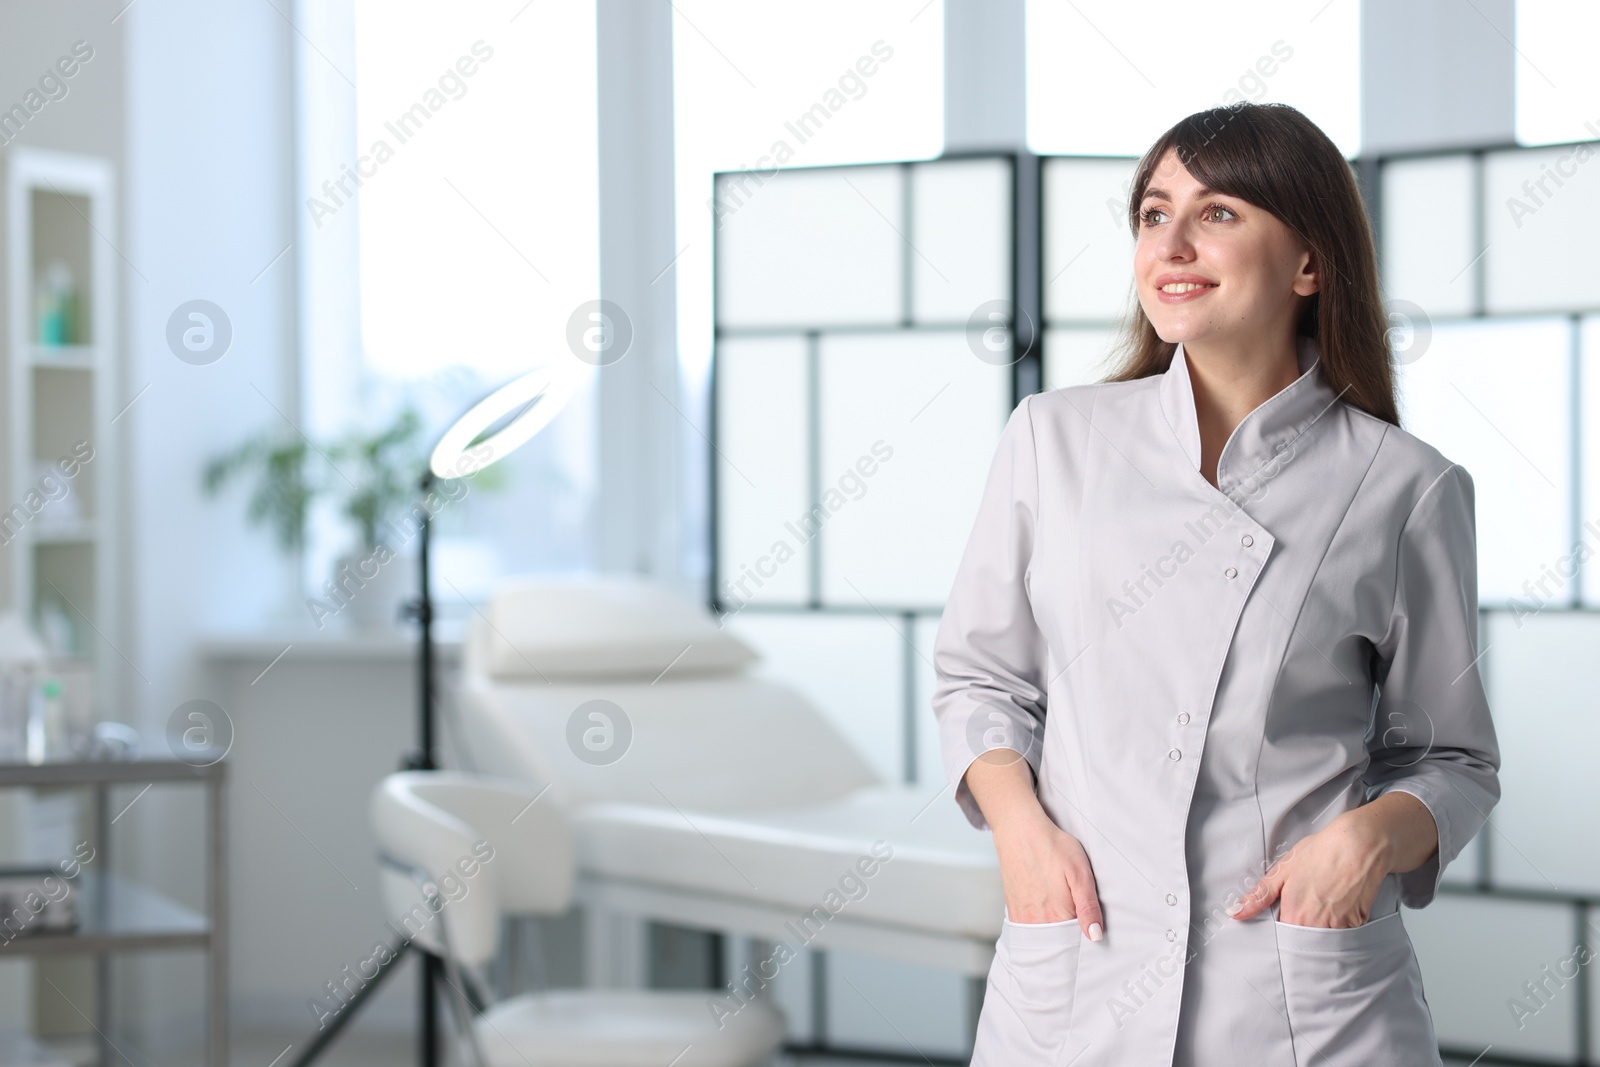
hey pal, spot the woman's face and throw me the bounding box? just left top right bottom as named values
left=1133, top=147, right=1318, bottom=353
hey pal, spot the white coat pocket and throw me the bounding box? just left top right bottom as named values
left=1273, top=909, right=1440, bottom=1066
left=971, top=916, right=1082, bottom=1066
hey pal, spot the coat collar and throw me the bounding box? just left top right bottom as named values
left=1157, top=334, right=1344, bottom=498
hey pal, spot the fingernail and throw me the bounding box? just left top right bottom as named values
left=1088, top=922, right=1103, bottom=941
left=1225, top=902, right=1242, bottom=916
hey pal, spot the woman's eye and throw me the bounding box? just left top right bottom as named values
left=1140, top=203, right=1237, bottom=227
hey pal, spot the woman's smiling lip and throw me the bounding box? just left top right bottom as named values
left=1153, top=273, right=1219, bottom=303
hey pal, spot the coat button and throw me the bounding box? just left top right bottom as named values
left=1166, top=893, right=1178, bottom=906
left=1241, top=534, right=1254, bottom=547
left=1166, top=929, right=1178, bottom=941
left=1168, top=748, right=1181, bottom=761
left=1224, top=566, right=1238, bottom=579
left=1177, top=712, right=1190, bottom=725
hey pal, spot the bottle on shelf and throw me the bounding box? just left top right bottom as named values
left=0, top=611, right=48, bottom=764
left=34, top=259, right=78, bottom=347
left=26, top=676, right=66, bottom=764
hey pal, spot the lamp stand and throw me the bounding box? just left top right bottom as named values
left=288, top=470, right=444, bottom=1067
left=400, top=468, right=441, bottom=1067
left=289, top=363, right=575, bottom=1067
left=404, top=468, right=438, bottom=774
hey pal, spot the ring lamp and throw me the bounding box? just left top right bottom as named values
left=428, top=361, right=579, bottom=479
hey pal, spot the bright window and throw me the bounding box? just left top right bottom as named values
left=1025, top=0, right=1361, bottom=158
left=671, top=0, right=945, bottom=579
left=297, top=0, right=600, bottom=609
left=1514, top=0, right=1600, bottom=146
left=351, top=0, right=598, bottom=382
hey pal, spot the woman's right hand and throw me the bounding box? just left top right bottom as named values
left=963, top=748, right=1104, bottom=940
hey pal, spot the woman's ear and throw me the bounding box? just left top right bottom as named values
left=1295, top=247, right=1321, bottom=296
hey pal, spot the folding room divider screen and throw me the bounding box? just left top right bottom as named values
left=710, top=141, right=1600, bottom=1064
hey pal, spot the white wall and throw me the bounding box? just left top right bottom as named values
left=122, top=0, right=298, bottom=1048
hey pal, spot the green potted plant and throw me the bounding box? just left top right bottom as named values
left=203, top=405, right=503, bottom=630
left=201, top=435, right=319, bottom=554
left=323, top=407, right=428, bottom=629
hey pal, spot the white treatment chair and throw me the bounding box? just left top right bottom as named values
left=452, top=575, right=1006, bottom=979
left=370, top=770, right=787, bottom=1067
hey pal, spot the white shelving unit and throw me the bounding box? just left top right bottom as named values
left=3, top=147, right=118, bottom=717
left=2, top=147, right=122, bottom=1063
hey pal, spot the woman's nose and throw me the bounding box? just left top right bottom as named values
left=1155, top=218, right=1197, bottom=258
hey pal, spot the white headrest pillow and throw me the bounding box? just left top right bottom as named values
left=479, top=574, right=759, bottom=680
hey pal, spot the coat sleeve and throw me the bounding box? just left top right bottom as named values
left=1364, top=462, right=1502, bottom=908
left=931, top=392, right=1049, bottom=831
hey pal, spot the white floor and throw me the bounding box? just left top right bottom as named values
left=228, top=1029, right=1499, bottom=1067
left=232, top=1029, right=900, bottom=1067
left=232, top=1028, right=984, bottom=1067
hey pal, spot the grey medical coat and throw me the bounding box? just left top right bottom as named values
left=932, top=334, right=1502, bottom=1066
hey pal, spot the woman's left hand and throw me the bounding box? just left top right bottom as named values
left=1227, top=810, right=1393, bottom=928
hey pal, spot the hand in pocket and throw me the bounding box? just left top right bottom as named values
left=994, top=811, right=1104, bottom=940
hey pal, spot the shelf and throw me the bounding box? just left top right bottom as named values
left=29, top=344, right=96, bottom=370
left=0, top=869, right=209, bottom=957
left=0, top=758, right=224, bottom=787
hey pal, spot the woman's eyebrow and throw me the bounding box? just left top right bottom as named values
left=1141, top=185, right=1220, bottom=202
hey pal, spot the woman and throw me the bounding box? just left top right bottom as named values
left=932, top=102, right=1501, bottom=1066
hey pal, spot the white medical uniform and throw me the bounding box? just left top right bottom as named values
left=932, top=334, right=1502, bottom=1066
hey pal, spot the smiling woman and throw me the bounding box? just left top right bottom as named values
left=937, top=101, right=1500, bottom=1066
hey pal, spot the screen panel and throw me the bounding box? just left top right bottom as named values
left=824, top=949, right=973, bottom=1057
left=714, top=335, right=811, bottom=607
left=1482, top=611, right=1600, bottom=895
left=1582, top=313, right=1600, bottom=606
left=816, top=330, right=1013, bottom=609
left=909, top=157, right=1012, bottom=326
left=1394, top=317, right=1573, bottom=605
left=1483, top=143, right=1600, bottom=314
left=722, top=611, right=903, bottom=787
left=1043, top=326, right=1121, bottom=391
left=715, top=163, right=905, bottom=328
left=912, top=613, right=944, bottom=790
left=1042, top=157, right=1139, bottom=324
left=1408, top=892, right=1579, bottom=1061
left=1380, top=153, right=1478, bottom=318
left=1440, top=830, right=1485, bottom=891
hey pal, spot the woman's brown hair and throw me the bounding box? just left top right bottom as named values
left=1102, top=101, right=1399, bottom=427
